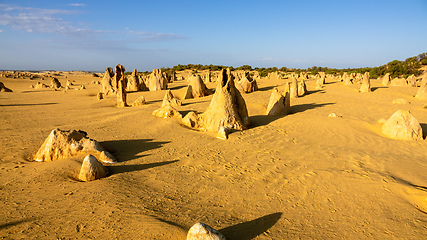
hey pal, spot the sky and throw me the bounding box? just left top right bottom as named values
left=0, top=0, right=426, bottom=71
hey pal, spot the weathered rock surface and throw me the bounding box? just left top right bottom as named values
left=266, top=87, right=290, bottom=116
left=33, top=128, right=116, bottom=163
left=131, top=95, right=146, bottom=106
left=188, top=74, right=212, bottom=98
left=186, top=222, right=226, bottom=240
left=359, top=72, right=371, bottom=92
left=78, top=154, right=108, bottom=182
left=382, top=110, right=423, bottom=141
left=148, top=69, right=168, bottom=91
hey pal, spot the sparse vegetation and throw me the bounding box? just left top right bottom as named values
left=159, top=52, right=426, bottom=79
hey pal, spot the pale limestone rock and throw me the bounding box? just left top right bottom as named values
left=148, top=69, right=167, bottom=91
left=198, top=68, right=249, bottom=132
left=359, top=72, right=371, bottom=92
left=415, top=74, right=427, bottom=100
left=188, top=74, right=212, bottom=98
left=237, top=72, right=258, bottom=93
left=33, top=128, right=116, bottom=162
left=116, top=78, right=128, bottom=107
left=392, top=98, right=410, bottom=104
left=163, top=90, right=181, bottom=107
left=266, top=88, right=288, bottom=116
left=182, top=111, right=201, bottom=128
left=101, top=67, right=115, bottom=95
left=390, top=77, right=409, bottom=87
left=152, top=104, right=182, bottom=119
left=382, top=110, right=423, bottom=141
left=186, top=222, right=226, bottom=240
left=78, top=155, right=108, bottom=182
left=297, top=80, right=307, bottom=96
left=131, top=95, right=146, bottom=107
left=182, top=85, right=193, bottom=100
left=289, top=78, right=298, bottom=98
left=382, top=73, right=391, bottom=87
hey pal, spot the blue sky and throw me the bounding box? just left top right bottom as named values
left=0, top=0, right=426, bottom=71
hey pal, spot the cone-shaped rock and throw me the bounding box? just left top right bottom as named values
left=162, top=90, right=181, bottom=107
left=78, top=155, right=108, bottom=182
left=50, top=78, right=61, bottom=89
left=188, top=74, right=212, bottom=98
left=182, top=85, right=193, bottom=100
left=132, top=95, right=146, bottom=107
left=186, top=222, right=226, bottom=240
left=359, top=72, right=371, bottom=92
left=199, top=68, right=249, bottom=132
left=382, top=110, right=422, bottom=141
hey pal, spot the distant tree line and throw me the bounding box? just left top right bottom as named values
left=143, top=52, right=427, bottom=78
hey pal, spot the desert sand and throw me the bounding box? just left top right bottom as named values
left=1, top=69, right=427, bottom=239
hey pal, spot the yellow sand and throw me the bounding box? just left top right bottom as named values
left=1, top=70, right=427, bottom=239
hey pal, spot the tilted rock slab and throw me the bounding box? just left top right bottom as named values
left=34, top=128, right=116, bottom=163
left=187, top=222, right=226, bottom=240
left=188, top=74, right=212, bottom=98
left=382, top=110, right=423, bottom=141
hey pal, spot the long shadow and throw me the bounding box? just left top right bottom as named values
left=0, top=102, right=57, bottom=107
left=145, top=99, right=163, bottom=104
left=0, top=218, right=35, bottom=230
left=291, top=102, right=335, bottom=114
left=388, top=173, right=427, bottom=191
left=181, top=99, right=211, bottom=106
left=101, top=139, right=170, bottom=162
left=249, top=115, right=282, bottom=128
left=109, top=160, right=179, bottom=174
left=220, top=212, right=282, bottom=240
left=257, top=85, right=277, bottom=92
left=372, top=86, right=387, bottom=92
left=304, top=89, right=324, bottom=96
left=169, top=85, right=187, bottom=90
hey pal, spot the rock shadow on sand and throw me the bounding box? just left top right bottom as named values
left=220, top=212, right=282, bottom=240
left=419, top=123, right=427, bottom=139
left=0, top=102, right=57, bottom=107
left=109, top=160, right=179, bottom=174
left=0, top=218, right=35, bottom=230
left=101, top=139, right=170, bottom=162
left=249, top=115, right=282, bottom=128
left=291, top=102, right=334, bottom=114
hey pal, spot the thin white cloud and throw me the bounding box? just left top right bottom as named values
left=0, top=29, right=3, bottom=32
left=68, top=4, right=85, bottom=7
left=0, top=3, right=184, bottom=49
left=128, top=30, right=184, bottom=41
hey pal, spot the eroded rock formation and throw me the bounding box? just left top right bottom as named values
left=382, top=110, right=422, bottom=141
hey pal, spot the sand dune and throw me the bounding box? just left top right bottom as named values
left=1, top=70, right=427, bottom=239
